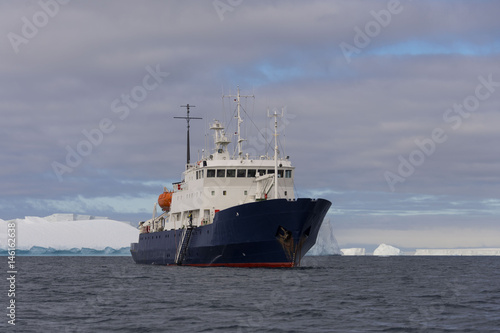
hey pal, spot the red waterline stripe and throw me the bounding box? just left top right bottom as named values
left=184, top=262, right=295, bottom=268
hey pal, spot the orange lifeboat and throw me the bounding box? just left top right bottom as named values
left=158, top=189, right=173, bottom=212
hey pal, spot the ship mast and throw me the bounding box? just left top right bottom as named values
left=269, top=108, right=284, bottom=199
left=223, top=86, right=254, bottom=158
left=175, top=104, right=202, bottom=166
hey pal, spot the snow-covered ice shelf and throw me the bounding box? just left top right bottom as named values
left=415, top=248, right=500, bottom=256
left=0, top=215, right=139, bottom=255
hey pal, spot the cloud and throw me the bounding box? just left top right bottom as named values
left=1, top=1, right=499, bottom=248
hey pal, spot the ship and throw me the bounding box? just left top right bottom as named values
left=130, top=88, right=332, bottom=267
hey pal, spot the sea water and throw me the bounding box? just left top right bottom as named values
left=4, top=256, right=500, bottom=332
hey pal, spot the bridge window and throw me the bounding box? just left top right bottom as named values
left=217, top=169, right=225, bottom=178
left=258, top=169, right=266, bottom=176
left=278, top=170, right=284, bottom=178
left=207, top=169, right=216, bottom=178
left=227, top=169, right=236, bottom=177
left=247, top=169, right=256, bottom=177
left=237, top=169, right=246, bottom=178
left=267, top=169, right=275, bottom=174
left=285, top=170, right=292, bottom=178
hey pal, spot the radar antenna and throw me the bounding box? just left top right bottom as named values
left=175, top=104, right=202, bottom=166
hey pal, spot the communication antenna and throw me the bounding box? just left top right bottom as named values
left=268, top=107, right=284, bottom=199
left=223, top=86, right=254, bottom=158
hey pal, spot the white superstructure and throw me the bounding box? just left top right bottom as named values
left=142, top=89, right=295, bottom=234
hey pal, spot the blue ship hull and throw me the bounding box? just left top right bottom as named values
left=130, top=198, right=331, bottom=267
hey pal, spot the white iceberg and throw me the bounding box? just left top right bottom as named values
left=341, top=248, right=366, bottom=256
left=373, top=243, right=401, bottom=256
left=0, top=215, right=139, bottom=255
left=415, top=248, right=500, bottom=256
left=307, top=219, right=342, bottom=256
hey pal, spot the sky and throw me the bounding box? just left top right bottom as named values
left=1, top=0, right=499, bottom=250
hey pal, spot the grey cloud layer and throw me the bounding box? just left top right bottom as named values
left=1, top=1, right=499, bottom=247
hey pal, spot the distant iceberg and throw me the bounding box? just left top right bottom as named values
left=0, top=215, right=139, bottom=256
left=341, top=248, right=366, bottom=256
left=373, top=243, right=401, bottom=256
left=415, top=248, right=500, bottom=256
left=307, top=219, right=342, bottom=256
